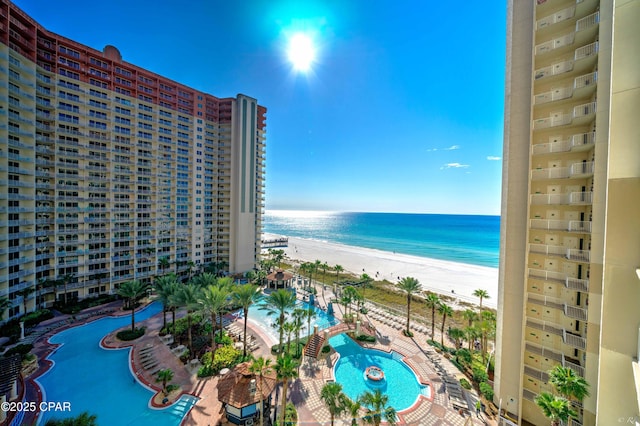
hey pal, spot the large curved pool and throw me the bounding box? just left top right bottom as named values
left=330, top=333, right=430, bottom=411
left=36, top=302, right=198, bottom=425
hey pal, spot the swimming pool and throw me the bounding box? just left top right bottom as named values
left=329, top=333, right=430, bottom=411
left=36, top=302, right=198, bottom=425
left=242, top=298, right=339, bottom=343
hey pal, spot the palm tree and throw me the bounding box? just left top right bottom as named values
left=304, top=305, right=317, bottom=340
left=171, top=282, right=203, bottom=356
left=462, top=309, right=478, bottom=328
left=548, top=365, right=590, bottom=403
left=154, top=273, right=179, bottom=331
left=44, top=412, right=98, bottom=426
left=477, top=310, right=496, bottom=363
left=275, top=354, right=299, bottom=426
left=334, top=264, right=344, bottom=284
left=346, top=398, right=362, bottom=426
left=117, top=280, right=147, bottom=331
left=448, top=327, right=465, bottom=349
left=424, top=292, right=440, bottom=340
left=359, top=273, right=373, bottom=301
left=156, top=368, right=174, bottom=395
left=250, top=356, right=273, bottom=426
left=473, top=289, right=490, bottom=312
left=534, top=392, right=577, bottom=426
left=313, top=259, right=322, bottom=291
left=262, top=289, right=296, bottom=357
left=58, top=272, right=76, bottom=306
left=200, top=284, right=229, bottom=357
left=0, top=296, right=12, bottom=322
left=321, top=382, right=348, bottom=426
left=464, top=326, right=479, bottom=351
left=292, top=307, right=306, bottom=357
left=358, top=389, right=397, bottom=426
left=437, top=302, right=453, bottom=348
left=320, top=261, right=330, bottom=282
left=16, top=287, right=35, bottom=315
left=233, top=283, right=260, bottom=358
left=397, top=277, right=421, bottom=335
left=158, top=256, right=171, bottom=275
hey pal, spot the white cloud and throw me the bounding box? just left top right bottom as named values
left=444, top=145, right=460, bottom=151
left=487, top=156, right=501, bottom=161
left=425, top=148, right=438, bottom=152
left=440, top=162, right=470, bottom=170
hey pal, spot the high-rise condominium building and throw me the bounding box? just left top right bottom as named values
left=0, top=1, right=266, bottom=321
left=496, top=0, right=639, bottom=425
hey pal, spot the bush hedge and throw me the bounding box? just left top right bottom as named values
left=3, top=343, right=33, bottom=360
left=116, top=327, right=145, bottom=341
left=479, top=381, right=494, bottom=401
left=356, top=334, right=376, bottom=343
left=22, top=309, right=54, bottom=327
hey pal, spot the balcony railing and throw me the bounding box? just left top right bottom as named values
left=563, top=331, right=586, bottom=350
left=530, top=161, right=594, bottom=180
left=529, top=244, right=591, bottom=263
left=530, top=219, right=592, bottom=233
left=575, top=11, right=599, bottom=32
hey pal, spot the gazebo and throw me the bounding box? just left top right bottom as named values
left=265, top=269, right=294, bottom=289
left=216, top=362, right=277, bottom=425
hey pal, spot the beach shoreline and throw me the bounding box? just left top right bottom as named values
left=263, top=233, right=499, bottom=309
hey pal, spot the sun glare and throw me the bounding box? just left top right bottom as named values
left=287, top=33, right=315, bottom=72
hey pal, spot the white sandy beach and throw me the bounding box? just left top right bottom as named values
left=264, top=234, right=499, bottom=309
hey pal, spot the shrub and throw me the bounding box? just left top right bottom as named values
left=472, top=366, right=488, bottom=384
left=166, top=384, right=180, bottom=394
left=0, top=319, right=21, bottom=341
left=321, top=345, right=330, bottom=354
left=198, top=345, right=242, bottom=377
left=455, top=348, right=472, bottom=366
left=21, top=309, right=54, bottom=327
left=284, top=402, right=298, bottom=425
left=459, top=378, right=472, bottom=390
left=215, top=332, right=233, bottom=346
left=116, top=327, right=145, bottom=341
left=356, top=334, right=376, bottom=343
left=403, top=330, right=414, bottom=338
left=479, top=382, right=494, bottom=401
left=3, top=343, right=33, bottom=360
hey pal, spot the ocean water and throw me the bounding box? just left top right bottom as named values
left=263, top=210, right=500, bottom=268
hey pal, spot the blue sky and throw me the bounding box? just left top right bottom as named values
left=17, top=0, right=507, bottom=215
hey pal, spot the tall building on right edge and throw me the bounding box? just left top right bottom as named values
left=495, top=1, right=640, bottom=425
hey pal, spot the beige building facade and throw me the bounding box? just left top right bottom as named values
left=0, top=1, right=266, bottom=320
left=496, top=0, right=640, bottom=425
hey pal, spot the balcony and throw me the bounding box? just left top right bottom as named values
left=533, top=72, right=597, bottom=105
left=531, top=132, right=595, bottom=156
left=528, top=268, right=589, bottom=293
left=529, top=243, right=591, bottom=263
left=526, top=318, right=586, bottom=350
left=529, top=294, right=588, bottom=321
left=530, top=219, right=591, bottom=233
left=531, top=161, right=594, bottom=181
left=536, top=5, right=575, bottom=32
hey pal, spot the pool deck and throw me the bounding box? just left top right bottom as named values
left=21, top=289, right=497, bottom=426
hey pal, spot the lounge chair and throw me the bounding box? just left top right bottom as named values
left=143, top=361, right=158, bottom=370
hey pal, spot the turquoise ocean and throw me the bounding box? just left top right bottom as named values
left=263, top=211, right=500, bottom=268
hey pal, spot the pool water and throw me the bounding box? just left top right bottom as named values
left=243, top=298, right=339, bottom=342
left=329, top=333, right=430, bottom=411
left=37, top=302, right=198, bottom=425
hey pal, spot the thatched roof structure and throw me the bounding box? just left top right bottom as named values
left=266, top=269, right=293, bottom=282
left=216, top=362, right=277, bottom=408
